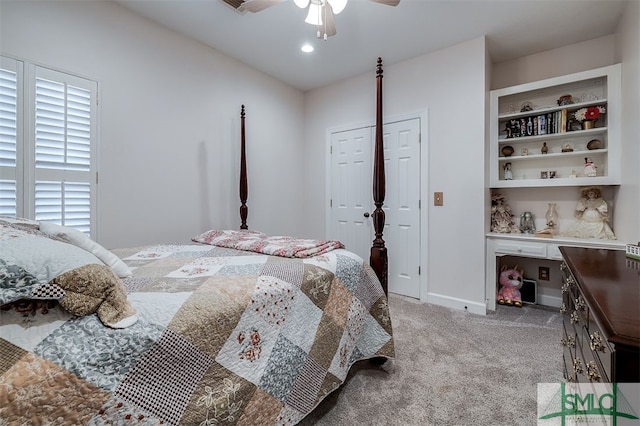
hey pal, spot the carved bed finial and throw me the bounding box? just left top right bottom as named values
left=370, top=58, right=388, bottom=295
left=240, top=104, right=248, bottom=230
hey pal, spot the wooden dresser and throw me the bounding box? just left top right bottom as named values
left=560, top=247, right=640, bottom=383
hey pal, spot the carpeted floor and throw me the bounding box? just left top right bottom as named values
left=299, top=293, right=564, bottom=426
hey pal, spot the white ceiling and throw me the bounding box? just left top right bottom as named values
left=114, top=0, right=628, bottom=91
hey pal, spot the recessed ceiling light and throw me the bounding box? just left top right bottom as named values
left=301, top=44, right=314, bottom=53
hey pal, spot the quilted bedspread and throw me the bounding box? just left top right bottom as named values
left=0, top=243, right=394, bottom=425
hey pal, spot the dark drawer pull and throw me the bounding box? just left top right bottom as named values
left=573, top=358, right=584, bottom=375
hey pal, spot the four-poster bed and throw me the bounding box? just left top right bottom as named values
left=0, top=59, right=393, bottom=425
left=238, top=58, right=389, bottom=295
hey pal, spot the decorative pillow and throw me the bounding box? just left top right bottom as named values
left=38, top=221, right=132, bottom=278
left=0, top=222, right=103, bottom=284
left=0, top=259, right=66, bottom=306
left=0, top=222, right=137, bottom=328
left=0, top=216, right=39, bottom=228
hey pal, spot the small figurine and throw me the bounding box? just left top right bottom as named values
left=557, top=94, right=574, bottom=106
left=541, top=142, right=548, bottom=154
left=583, top=157, right=597, bottom=177
left=520, top=101, right=533, bottom=112
left=497, top=265, right=524, bottom=307
left=503, top=162, right=513, bottom=180
left=569, top=186, right=616, bottom=240
left=561, top=143, right=573, bottom=152
left=519, top=211, right=536, bottom=234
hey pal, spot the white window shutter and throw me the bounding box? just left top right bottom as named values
left=31, top=66, right=97, bottom=237
left=0, top=57, right=97, bottom=236
left=0, top=60, right=19, bottom=217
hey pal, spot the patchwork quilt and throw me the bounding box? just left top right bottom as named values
left=0, top=242, right=394, bottom=425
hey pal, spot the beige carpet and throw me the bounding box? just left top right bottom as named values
left=299, top=293, right=564, bottom=426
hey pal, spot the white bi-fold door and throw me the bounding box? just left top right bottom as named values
left=329, top=117, right=421, bottom=298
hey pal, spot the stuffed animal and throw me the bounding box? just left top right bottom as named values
left=497, top=265, right=524, bottom=307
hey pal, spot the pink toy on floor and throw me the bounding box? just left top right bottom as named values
left=497, top=265, right=524, bottom=307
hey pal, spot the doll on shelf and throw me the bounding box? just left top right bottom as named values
left=491, top=193, right=519, bottom=233
left=503, top=162, right=513, bottom=180
left=569, top=186, right=616, bottom=240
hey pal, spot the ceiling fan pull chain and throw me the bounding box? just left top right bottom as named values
left=323, top=0, right=328, bottom=40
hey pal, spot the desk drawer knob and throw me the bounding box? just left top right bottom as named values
left=590, top=330, right=606, bottom=352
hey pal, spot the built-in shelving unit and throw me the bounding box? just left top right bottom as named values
left=490, top=64, right=621, bottom=188
left=485, top=64, right=623, bottom=312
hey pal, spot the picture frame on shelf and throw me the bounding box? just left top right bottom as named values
left=540, top=171, right=548, bottom=179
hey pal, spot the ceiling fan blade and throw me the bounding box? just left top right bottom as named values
left=369, top=0, right=400, bottom=6
left=322, top=3, right=337, bottom=37
left=239, top=0, right=285, bottom=13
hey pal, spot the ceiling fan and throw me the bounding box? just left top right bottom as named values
left=230, top=0, right=400, bottom=40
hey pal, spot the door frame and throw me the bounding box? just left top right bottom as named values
left=325, top=110, right=429, bottom=302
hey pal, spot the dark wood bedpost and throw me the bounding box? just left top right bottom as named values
left=239, top=105, right=248, bottom=230
left=370, top=58, right=388, bottom=296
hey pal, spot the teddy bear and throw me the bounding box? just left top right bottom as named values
left=497, top=265, right=524, bottom=307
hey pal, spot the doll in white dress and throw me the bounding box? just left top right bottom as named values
left=570, top=187, right=616, bottom=239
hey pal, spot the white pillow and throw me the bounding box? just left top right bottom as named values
left=38, top=221, right=132, bottom=278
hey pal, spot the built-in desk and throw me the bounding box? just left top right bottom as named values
left=559, top=247, right=640, bottom=383
left=485, top=233, right=624, bottom=311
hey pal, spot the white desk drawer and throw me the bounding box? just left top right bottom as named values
left=548, top=244, right=564, bottom=260
left=494, top=240, right=547, bottom=257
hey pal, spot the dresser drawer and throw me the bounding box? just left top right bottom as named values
left=494, top=240, right=547, bottom=257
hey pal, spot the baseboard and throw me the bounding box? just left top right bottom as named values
left=537, top=294, right=562, bottom=309
left=424, top=293, right=487, bottom=316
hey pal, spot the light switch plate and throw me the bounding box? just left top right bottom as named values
left=434, top=192, right=443, bottom=206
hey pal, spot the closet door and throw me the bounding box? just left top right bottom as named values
left=383, top=118, right=421, bottom=298
left=330, top=126, right=373, bottom=262
left=329, top=117, right=421, bottom=299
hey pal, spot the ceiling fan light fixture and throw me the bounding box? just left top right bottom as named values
left=327, top=0, right=347, bottom=14
left=293, top=0, right=310, bottom=8
left=304, top=3, right=323, bottom=25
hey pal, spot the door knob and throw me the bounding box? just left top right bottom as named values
left=364, top=212, right=370, bottom=218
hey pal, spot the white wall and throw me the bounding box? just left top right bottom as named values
left=0, top=0, right=305, bottom=248
left=304, top=38, right=489, bottom=312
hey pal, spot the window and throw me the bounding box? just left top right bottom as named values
left=0, top=56, right=98, bottom=236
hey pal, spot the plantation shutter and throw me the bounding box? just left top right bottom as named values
left=32, top=67, right=96, bottom=235
left=0, top=56, right=98, bottom=238
left=0, top=58, right=20, bottom=217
